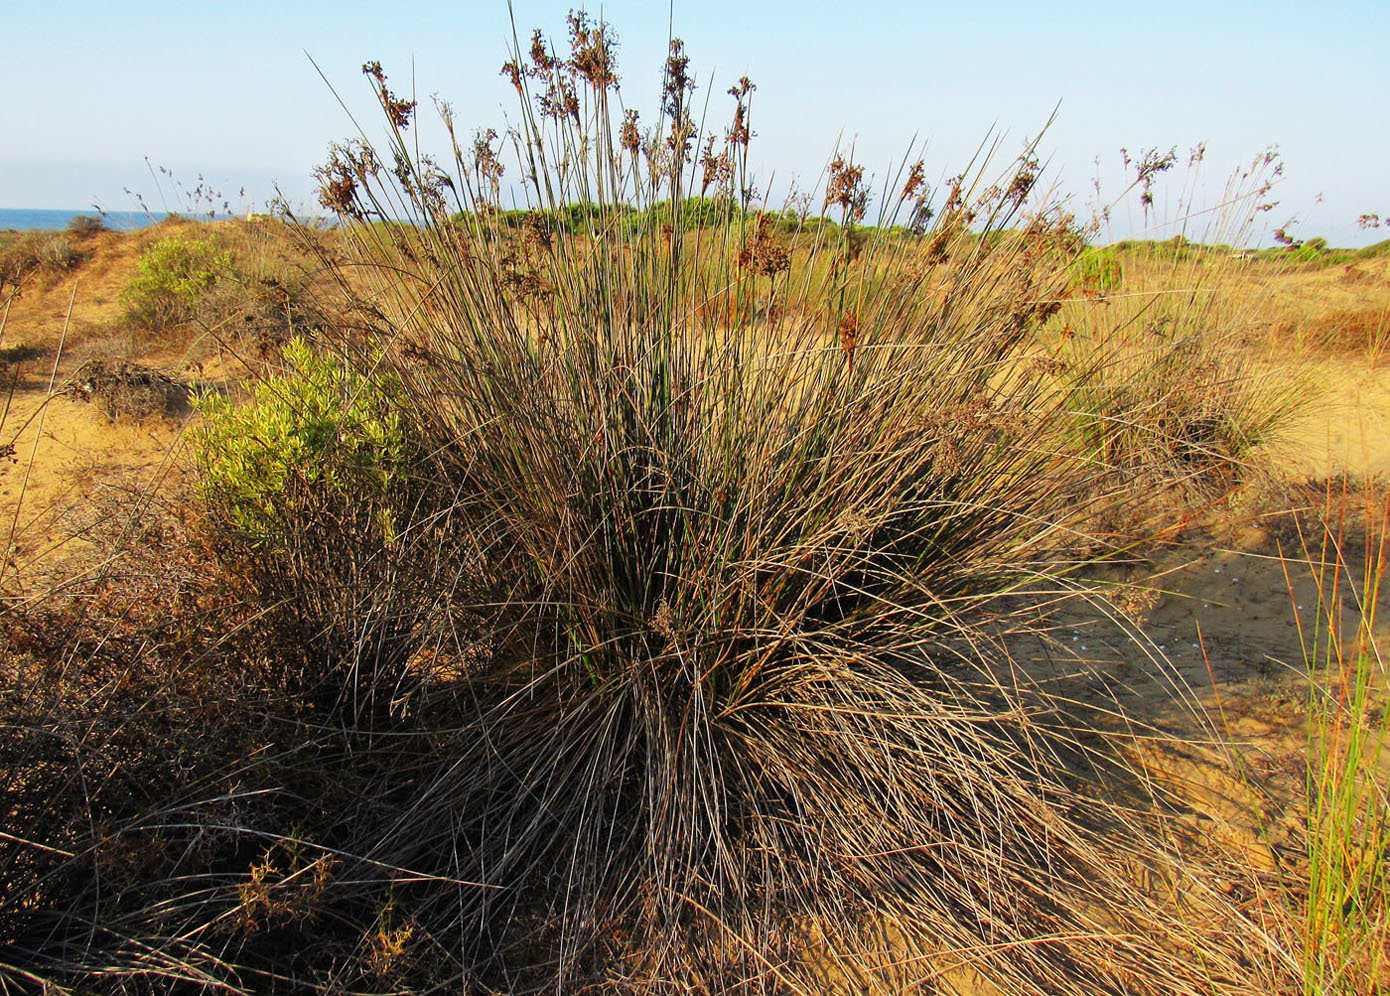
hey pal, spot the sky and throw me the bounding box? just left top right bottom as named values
left=5, top=0, right=1388, bottom=246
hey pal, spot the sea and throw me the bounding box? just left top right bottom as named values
left=0, top=208, right=170, bottom=232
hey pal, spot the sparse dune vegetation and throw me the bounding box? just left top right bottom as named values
left=1, top=11, right=1388, bottom=996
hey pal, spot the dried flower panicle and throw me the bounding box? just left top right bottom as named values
left=519, top=28, right=581, bottom=121
left=650, top=600, right=678, bottom=642
left=1006, top=153, right=1040, bottom=208
left=567, top=11, right=617, bottom=90
left=826, top=155, right=868, bottom=225
left=1109, top=585, right=1163, bottom=624
left=663, top=39, right=692, bottom=117
left=620, top=109, right=641, bottom=155
left=838, top=312, right=859, bottom=365
left=900, top=159, right=926, bottom=203
left=529, top=29, right=554, bottom=72
left=661, top=40, right=697, bottom=171
left=1121, top=146, right=1176, bottom=212
left=362, top=61, right=416, bottom=130
left=471, top=129, right=505, bottom=200
left=834, top=508, right=874, bottom=543
left=521, top=211, right=553, bottom=253
left=726, top=78, right=755, bottom=148
left=701, top=136, right=732, bottom=197
left=737, top=213, right=790, bottom=277
left=315, top=140, right=380, bottom=220
left=500, top=59, right=524, bottom=93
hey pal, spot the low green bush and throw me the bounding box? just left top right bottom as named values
left=0, top=231, right=83, bottom=290
left=193, top=337, right=456, bottom=715
left=194, top=336, right=404, bottom=547
left=121, top=233, right=231, bottom=328
left=65, top=214, right=105, bottom=238
left=1074, top=246, right=1124, bottom=291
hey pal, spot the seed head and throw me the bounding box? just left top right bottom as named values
left=362, top=61, right=416, bottom=130
left=650, top=600, right=678, bottom=642
left=1006, top=153, right=1039, bottom=207
left=838, top=312, right=859, bottom=364
left=529, top=29, right=555, bottom=73
left=620, top=110, right=641, bottom=155
left=472, top=129, right=505, bottom=198
left=701, top=136, right=732, bottom=196
left=663, top=39, right=692, bottom=116
left=826, top=156, right=868, bottom=224
left=737, top=213, right=790, bottom=277
left=901, top=159, right=925, bottom=202
left=500, top=60, right=523, bottom=93
left=568, top=11, right=617, bottom=90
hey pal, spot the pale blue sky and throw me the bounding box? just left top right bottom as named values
left=5, top=1, right=1387, bottom=245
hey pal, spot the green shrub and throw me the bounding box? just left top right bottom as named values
left=194, top=337, right=403, bottom=547
left=0, top=231, right=83, bottom=290
left=65, top=214, right=105, bottom=238
left=193, top=337, right=457, bottom=715
left=121, top=233, right=231, bottom=328
left=1074, top=246, right=1124, bottom=291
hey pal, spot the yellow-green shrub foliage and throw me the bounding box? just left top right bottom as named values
left=121, top=233, right=231, bottom=328
left=1073, top=247, right=1123, bottom=292
left=194, top=336, right=404, bottom=548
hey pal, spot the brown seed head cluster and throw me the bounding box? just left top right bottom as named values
left=728, top=105, right=750, bottom=148
left=567, top=11, right=617, bottom=90
left=837, top=312, right=859, bottom=363
left=529, top=29, right=554, bottom=71
left=500, top=59, right=523, bottom=93
left=521, top=211, right=552, bottom=252
left=1006, top=153, right=1039, bottom=208
left=726, top=78, right=755, bottom=148
left=737, top=213, right=790, bottom=277
left=514, top=28, right=581, bottom=121
left=472, top=129, right=505, bottom=198
left=1122, top=146, right=1176, bottom=214
left=826, top=156, right=868, bottom=224
left=361, top=61, right=416, bottom=130
left=659, top=41, right=697, bottom=171
left=701, top=136, right=732, bottom=197
left=620, top=109, right=641, bottom=155
left=663, top=39, right=692, bottom=116
left=901, top=159, right=925, bottom=202
left=650, top=600, right=678, bottom=642
left=315, top=140, right=380, bottom=220
left=1109, top=585, right=1163, bottom=624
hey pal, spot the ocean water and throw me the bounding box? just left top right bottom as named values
left=0, top=208, right=169, bottom=232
